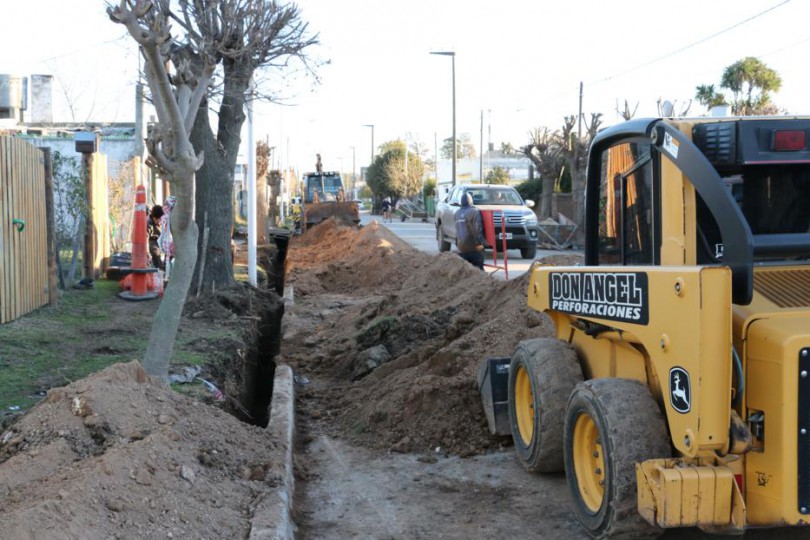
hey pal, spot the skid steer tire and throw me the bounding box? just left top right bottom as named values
left=508, top=338, right=583, bottom=473
left=563, top=379, right=671, bottom=539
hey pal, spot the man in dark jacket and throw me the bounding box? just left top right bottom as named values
left=454, top=192, right=485, bottom=269
left=147, top=205, right=164, bottom=270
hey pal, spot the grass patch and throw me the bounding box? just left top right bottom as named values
left=172, top=350, right=209, bottom=366
left=0, top=278, right=241, bottom=415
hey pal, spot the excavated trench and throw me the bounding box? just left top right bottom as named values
left=217, top=230, right=290, bottom=428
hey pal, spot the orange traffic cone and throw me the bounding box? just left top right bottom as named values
left=119, top=185, right=159, bottom=301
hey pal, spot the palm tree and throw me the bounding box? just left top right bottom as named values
left=720, top=57, right=782, bottom=115
left=695, top=84, right=727, bottom=110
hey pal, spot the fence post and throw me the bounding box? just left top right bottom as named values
left=41, top=148, right=59, bottom=305
left=82, top=152, right=94, bottom=280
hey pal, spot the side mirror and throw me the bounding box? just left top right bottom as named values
left=525, top=199, right=535, bottom=208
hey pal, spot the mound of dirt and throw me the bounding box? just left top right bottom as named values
left=284, top=219, right=557, bottom=456
left=0, top=362, right=279, bottom=539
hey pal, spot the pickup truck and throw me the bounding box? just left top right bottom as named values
left=435, top=184, right=539, bottom=259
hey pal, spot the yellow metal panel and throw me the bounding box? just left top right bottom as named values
left=744, top=316, right=810, bottom=526
left=659, top=156, right=687, bottom=266
left=528, top=265, right=732, bottom=456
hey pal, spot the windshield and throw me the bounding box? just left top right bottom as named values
left=305, top=174, right=343, bottom=202
left=323, top=175, right=342, bottom=195
left=465, top=188, right=523, bottom=206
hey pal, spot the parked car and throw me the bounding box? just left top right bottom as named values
left=435, top=184, right=539, bottom=259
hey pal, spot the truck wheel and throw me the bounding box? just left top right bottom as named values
left=564, top=379, right=671, bottom=539
left=520, top=243, right=537, bottom=260
left=436, top=224, right=451, bottom=252
left=508, top=338, right=583, bottom=473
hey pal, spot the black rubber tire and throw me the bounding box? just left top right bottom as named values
left=436, top=223, right=451, bottom=252
left=563, top=379, right=671, bottom=539
left=508, top=338, right=583, bottom=473
left=520, top=243, right=538, bottom=260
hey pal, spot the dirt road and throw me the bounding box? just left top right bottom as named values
left=285, top=219, right=806, bottom=539
left=298, top=434, right=583, bottom=539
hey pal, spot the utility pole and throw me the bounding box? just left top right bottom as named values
left=349, top=146, right=356, bottom=199
left=578, top=81, right=584, bottom=139
left=246, top=79, right=257, bottom=287
left=404, top=133, right=409, bottom=178
left=434, top=132, right=438, bottom=189
left=479, top=110, right=484, bottom=182
left=363, top=124, right=375, bottom=163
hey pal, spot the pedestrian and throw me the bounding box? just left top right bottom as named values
left=454, top=192, right=486, bottom=270
left=381, top=197, right=392, bottom=223
left=158, top=196, right=176, bottom=281
left=147, top=204, right=164, bottom=270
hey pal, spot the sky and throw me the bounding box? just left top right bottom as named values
left=5, top=0, right=810, bottom=177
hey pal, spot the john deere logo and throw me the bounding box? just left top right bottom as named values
left=669, top=367, right=691, bottom=414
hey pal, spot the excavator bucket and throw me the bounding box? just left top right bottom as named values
left=478, top=357, right=511, bottom=436
left=303, top=201, right=360, bottom=231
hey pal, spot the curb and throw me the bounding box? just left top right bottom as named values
left=250, top=364, right=296, bottom=539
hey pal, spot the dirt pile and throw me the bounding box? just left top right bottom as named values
left=0, top=361, right=281, bottom=539
left=284, top=219, right=564, bottom=456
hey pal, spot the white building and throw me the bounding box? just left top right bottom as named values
left=435, top=147, right=533, bottom=194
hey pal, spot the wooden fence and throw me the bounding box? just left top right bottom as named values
left=0, top=137, right=48, bottom=323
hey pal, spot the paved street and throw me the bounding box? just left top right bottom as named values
left=360, top=211, right=579, bottom=280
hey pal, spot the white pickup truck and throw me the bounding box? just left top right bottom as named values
left=435, top=184, right=539, bottom=259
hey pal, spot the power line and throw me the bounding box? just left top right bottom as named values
left=35, top=33, right=133, bottom=65
left=589, top=0, right=793, bottom=85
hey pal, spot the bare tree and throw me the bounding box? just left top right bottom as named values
left=657, top=98, right=692, bottom=117
left=522, top=128, right=563, bottom=219
left=161, top=0, right=318, bottom=295
left=560, top=113, right=602, bottom=242
left=616, top=99, right=639, bottom=121
left=108, top=0, right=213, bottom=380
left=256, top=140, right=275, bottom=235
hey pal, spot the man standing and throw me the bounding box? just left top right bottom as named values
left=381, top=196, right=393, bottom=223
left=454, top=192, right=485, bottom=270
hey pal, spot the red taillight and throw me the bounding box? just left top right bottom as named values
left=734, top=473, right=744, bottom=492
left=772, top=130, right=806, bottom=151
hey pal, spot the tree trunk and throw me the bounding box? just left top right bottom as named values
left=258, top=171, right=268, bottom=242
left=540, top=176, right=554, bottom=219
left=268, top=171, right=281, bottom=230
left=523, top=151, right=553, bottom=219
left=570, top=158, right=586, bottom=245
left=190, top=61, right=250, bottom=295
left=144, top=171, right=199, bottom=380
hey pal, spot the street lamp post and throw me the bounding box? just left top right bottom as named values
left=430, top=51, right=456, bottom=187
left=362, top=124, right=375, bottom=165
left=349, top=146, right=356, bottom=198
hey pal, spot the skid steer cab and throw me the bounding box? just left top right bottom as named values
left=495, top=117, right=810, bottom=538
